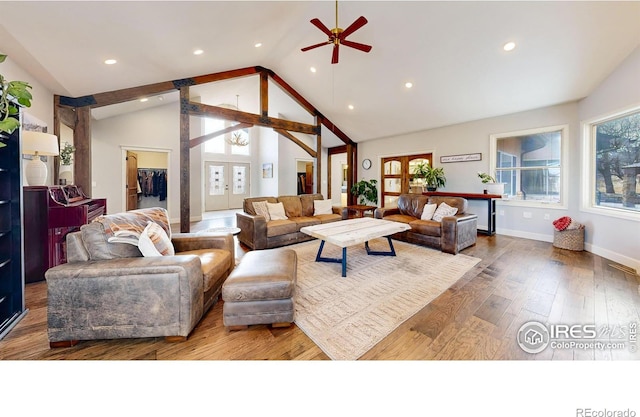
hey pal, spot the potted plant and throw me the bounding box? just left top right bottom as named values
left=414, top=161, right=446, bottom=191
left=478, top=171, right=504, bottom=195
left=59, top=142, right=76, bottom=166
left=350, top=178, right=378, bottom=205
left=0, top=54, right=33, bottom=135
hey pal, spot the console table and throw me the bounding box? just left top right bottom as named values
left=423, top=191, right=502, bottom=236
left=345, top=204, right=377, bottom=218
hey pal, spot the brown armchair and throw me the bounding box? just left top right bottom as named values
left=45, top=209, right=234, bottom=347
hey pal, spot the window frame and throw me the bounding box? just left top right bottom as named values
left=581, top=103, right=640, bottom=221
left=490, top=124, right=568, bottom=208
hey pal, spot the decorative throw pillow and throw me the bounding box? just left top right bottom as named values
left=252, top=201, right=271, bottom=221
left=313, top=199, right=333, bottom=215
left=266, top=202, right=288, bottom=220
left=420, top=203, right=437, bottom=220
left=432, top=202, right=458, bottom=222
left=138, top=221, right=175, bottom=257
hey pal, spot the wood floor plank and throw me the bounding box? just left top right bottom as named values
left=2, top=213, right=639, bottom=360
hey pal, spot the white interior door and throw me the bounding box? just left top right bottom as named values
left=205, top=162, right=250, bottom=211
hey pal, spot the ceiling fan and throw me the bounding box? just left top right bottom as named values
left=301, top=0, right=372, bottom=64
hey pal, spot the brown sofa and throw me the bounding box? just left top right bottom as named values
left=374, top=194, right=478, bottom=254
left=237, top=193, right=348, bottom=250
left=45, top=208, right=235, bottom=347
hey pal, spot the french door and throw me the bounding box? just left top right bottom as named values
left=381, top=153, right=432, bottom=207
left=204, top=162, right=250, bottom=211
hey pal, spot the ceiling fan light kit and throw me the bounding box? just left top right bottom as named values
left=301, top=0, right=372, bottom=64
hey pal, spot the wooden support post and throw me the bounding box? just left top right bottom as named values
left=74, top=106, right=92, bottom=197
left=180, top=87, right=190, bottom=232
left=260, top=70, right=269, bottom=119
left=347, top=143, right=355, bottom=206
left=316, top=117, right=322, bottom=195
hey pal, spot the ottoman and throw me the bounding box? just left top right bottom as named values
left=222, top=248, right=297, bottom=330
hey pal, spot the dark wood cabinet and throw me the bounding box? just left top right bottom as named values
left=0, top=126, right=27, bottom=340
left=23, top=186, right=106, bottom=283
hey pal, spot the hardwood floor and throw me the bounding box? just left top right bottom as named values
left=1, top=211, right=639, bottom=360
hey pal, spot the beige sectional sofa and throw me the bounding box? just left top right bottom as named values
left=374, top=194, right=478, bottom=254
left=237, top=193, right=348, bottom=250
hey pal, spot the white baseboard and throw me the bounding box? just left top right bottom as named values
left=496, top=227, right=553, bottom=243
left=496, top=228, right=639, bottom=275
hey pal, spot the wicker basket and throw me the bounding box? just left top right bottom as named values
left=553, top=228, right=584, bottom=251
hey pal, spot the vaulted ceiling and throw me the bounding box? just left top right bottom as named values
left=1, top=1, right=639, bottom=145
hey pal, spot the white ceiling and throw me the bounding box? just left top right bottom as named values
left=1, top=1, right=639, bottom=144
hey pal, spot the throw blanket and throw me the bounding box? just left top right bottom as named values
left=553, top=216, right=584, bottom=231
left=93, top=207, right=171, bottom=245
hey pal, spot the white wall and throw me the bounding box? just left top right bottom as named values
left=577, top=46, right=640, bottom=272
left=91, top=102, right=189, bottom=221
left=2, top=56, right=56, bottom=185
left=360, top=102, right=578, bottom=236
left=277, top=132, right=315, bottom=196
left=256, top=127, right=279, bottom=197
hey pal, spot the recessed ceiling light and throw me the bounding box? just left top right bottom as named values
left=255, top=43, right=262, bottom=48
left=193, top=49, right=204, bottom=55
left=104, top=59, right=117, bottom=65
left=405, top=82, right=413, bottom=89
left=503, top=41, right=516, bottom=52
left=158, top=96, right=164, bottom=101
left=140, top=98, right=148, bottom=103
left=310, top=67, right=317, bottom=73
left=348, top=104, right=354, bottom=110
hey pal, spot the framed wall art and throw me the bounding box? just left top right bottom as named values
left=440, top=153, right=482, bottom=163
left=262, top=163, right=273, bottom=178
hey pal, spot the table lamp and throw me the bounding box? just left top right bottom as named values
left=22, top=131, right=59, bottom=186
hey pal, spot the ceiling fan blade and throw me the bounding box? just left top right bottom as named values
left=301, top=41, right=331, bottom=52
left=331, top=43, right=339, bottom=64
left=340, top=39, right=372, bottom=53
left=339, top=16, right=368, bottom=39
left=310, top=18, right=333, bottom=38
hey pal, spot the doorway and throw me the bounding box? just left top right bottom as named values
left=205, top=161, right=251, bottom=211
left=296, top=159, right=314, bottom=194
left=381, top=153, right=432, bottom=207
left=123, top=148, right=170, bottom=212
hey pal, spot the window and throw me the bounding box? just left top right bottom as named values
left=585, top=107, right=640, bottom=216
left=203, top=118, right=251, bottom=155
left=203, top=118, right=225, bottom=154
left=490, top=125, right=567, bottom=205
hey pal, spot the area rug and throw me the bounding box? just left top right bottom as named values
left=290, top=239, right=481, bottom=360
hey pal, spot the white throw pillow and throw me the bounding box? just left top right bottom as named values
left=266, top=202, right=288, bottom=220
left=313, top=199, right=333, bottom=215
left=420, top=203, right=437, bottom=220
left=252, top=201, right=271, bottom=221
left=432, top=202, right=458, bottom=222
left=138, top=221, right=175, bottom=257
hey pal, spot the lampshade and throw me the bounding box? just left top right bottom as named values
left=22, top=131, right=60, bottom=156
left=22, top=131, right=59, bottom=186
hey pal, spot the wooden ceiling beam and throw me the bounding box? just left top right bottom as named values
left=274, top=128, right=317, bottom=158
left=186, top=101, right=319, bottom=135
left=189, top=122, right=253, bottom=149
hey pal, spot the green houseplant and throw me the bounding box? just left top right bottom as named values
left=350, top=178, right=378, bottom=205
left=0, top=54, right=33, bottom=135
left=478, top=171, right=505, bottom=195
left=414, top=161, right=446, bottom=191
left=59, top=142, right=76, bottom=165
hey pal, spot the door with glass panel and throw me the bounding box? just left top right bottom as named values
left=204, top=162, right=250, bottom=211
left=381, top=153, right=432, bottom=207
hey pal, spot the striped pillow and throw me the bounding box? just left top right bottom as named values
left=138, top=221, right=175, bottom=257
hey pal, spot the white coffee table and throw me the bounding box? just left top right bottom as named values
left=300, top=217, right=410, bottom=277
